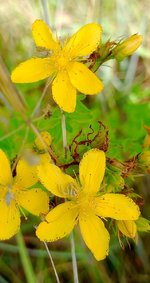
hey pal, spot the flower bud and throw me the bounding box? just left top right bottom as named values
left=117, top=220, right=137, bottom=238
left=138, top=151, right=150, bottom=171
left=34, top=131, right=52, bottom=150
left=144, top=135, right=150, bottom=148
left=114, top=34, right=143, bottom=61
left=143, top=125, right=150, bottom=148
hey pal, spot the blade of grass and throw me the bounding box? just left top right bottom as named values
left=0, top=242, right=84, bottom=260
left=43, top=242, right=61, bottom=283
left=16, top=231, right=36, bottom=283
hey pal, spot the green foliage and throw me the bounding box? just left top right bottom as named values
left=106, top=86, right=150, bottom=159
left=105, top=166, right=125, bottom=193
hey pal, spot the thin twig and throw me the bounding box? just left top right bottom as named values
left=44, top=242, right=61, bottom=283
left=31, top=78, right=52, bottom=118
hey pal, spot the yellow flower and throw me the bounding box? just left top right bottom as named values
left=0, top=149, right=49, bottom=240
left=117, top=220, right=137, bottom=238
left=11, top=20, right=104, bottom=113
left=36, top=149, right=140, bottom=260
left=114, top=34, right=143, bottom=61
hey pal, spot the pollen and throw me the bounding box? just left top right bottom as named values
left=52, top=49, right=71, bottom=71
left=76, top=191, right=96, bottom=215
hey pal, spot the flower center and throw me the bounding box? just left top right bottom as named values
left=53, top=50, right=71, bottom=71
left=76, top=191, right=96, bottom=215
left=57, top=57, right=68, bottom=69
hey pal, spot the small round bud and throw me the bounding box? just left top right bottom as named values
left=34, top=131, right=52, bottom=150
left=113, top=34, right=143, bottom=61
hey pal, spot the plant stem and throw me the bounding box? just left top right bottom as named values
left=60, top=109, right=68, bottom=158
left=12, top=127, right=29, bottom=172
left=41, top=0, right=51, bottom=26
left=44, top=242, right=61, bottom=283
left=16, top=231, right=36, bottom=283
left=70, top=233, right=79, bottom=283
left=31, top=78, right=53, bottom=118
left=60, top=109, right=79, bottom=283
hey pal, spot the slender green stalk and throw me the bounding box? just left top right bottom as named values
left=60, top=109, right=79, bottom=283
left=70, top=233, right=79, bottom=283
left=31, top=77, right=53, bottom=118
left=12, top=127, right=29, bottom=172
left=16, top=231, right=36, bottom=283
left=60, top=109, right=68, bottom=158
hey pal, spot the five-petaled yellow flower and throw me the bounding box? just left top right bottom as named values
left=11, top=20, right=103, bottom=113
left=0, top=149, right=49, bottom=240
left=36, top=149, right=140, bottom=260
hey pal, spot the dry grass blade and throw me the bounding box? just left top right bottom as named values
left=0, top=56, right=26, bottom=114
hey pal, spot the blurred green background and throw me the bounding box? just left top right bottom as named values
left=0, top=0, right=150, bottom=282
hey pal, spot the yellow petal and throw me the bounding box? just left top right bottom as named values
left=32, top=19, right=60, bottom=51
left=95, top=193, right=140, bottom=220
left=0, top=199, right=20, bottom=240
left=15, top=188, right=49, bottom=216
left=15, top=159, right=38, bottom=189
left=38, top=153, right=51, bottom=165
left=64, top=23, right=102, bottom=58
left=79, top=212, right=110, bottom=260
left=11, top=58, right=55, bottom=83
left=117, top=220, right=137, bottom=238
left=0, top=186, right=7, bottom=198
left=68, top=62, right=103, bottom=95
left=0, top=149, right=12, bottom=186
left=79, top=149, right=106, bottom=194
left=38, top=162, right=78, bottom=197
left=52, top=71, right=76, bottom=113
left=36, top=202, right=78, bottom=241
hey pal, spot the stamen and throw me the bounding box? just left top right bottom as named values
left=18, top=205, right=28, bottom=220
